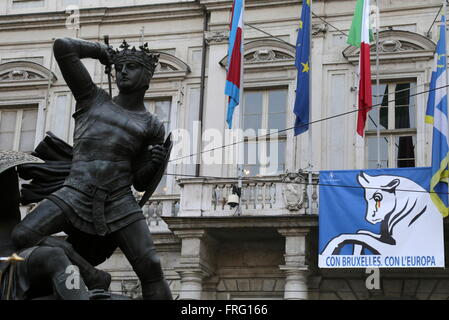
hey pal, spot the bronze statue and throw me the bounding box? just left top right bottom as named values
left=11, top=38, right=173, bottom=300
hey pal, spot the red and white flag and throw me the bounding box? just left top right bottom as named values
left=347, top=0, right=373, bottom=137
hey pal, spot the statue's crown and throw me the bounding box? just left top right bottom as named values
left=110, top=40, right=159, bottom=76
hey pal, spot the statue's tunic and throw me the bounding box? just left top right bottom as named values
left=48, top=87, right=165, bottom=236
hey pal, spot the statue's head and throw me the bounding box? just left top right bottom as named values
left=110, top=40, right=159, bottom=93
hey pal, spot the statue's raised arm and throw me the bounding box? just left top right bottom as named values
left=53, top=38, right=111, bottom=107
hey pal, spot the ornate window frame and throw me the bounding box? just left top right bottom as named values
left=0, top=61, right=56, bottom=151
left=219, top=39, right=297, bottom=176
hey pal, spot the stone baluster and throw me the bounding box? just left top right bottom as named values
left=212, top=185, right=218, bottom=210
left=256, top=183, right=264, bottom=209
left=172, top=200, right=180, bottom=216
left=311, top=181, right=319, bottom=215
left=249, top=183, right=256, bottom=209
left=270, top=183, right=276, bottom=208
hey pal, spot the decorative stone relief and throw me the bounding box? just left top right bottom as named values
left=281, top=172, right=306, bottom=211
left=0, top=70, right=44, bottom=81
left=343, top=30, right=436, bottom=63
left=204, top=30, right=229, bottom=44
left=371, top=39, right=421, bottom=54
left=312, top=23, right=328, bottom=37
left=155, top=62, right=177, bottom=72
left=244, top=49, right=292, bottom=63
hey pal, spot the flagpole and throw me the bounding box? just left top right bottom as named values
left=444, top=0, right=449, bottom=209
left=375, top=0, right=381, bottom=168
left=140, top=26, right=145, bottom=46
left=307, top=0, right=313, bottom=214
left=237, top=0, right=245, bottom=216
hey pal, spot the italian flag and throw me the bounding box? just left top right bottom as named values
left=347, top=0, right=373, bottom=137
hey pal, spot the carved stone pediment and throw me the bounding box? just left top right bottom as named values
left=343, top=30, right=436, bottom=64
left=0, top=60, right=57, bottom=88
left=219, top=39, right=295, bottom=69
left=0, top=70, right=44, bottom=81
left=151, top=52, right=191, bottom=80
left=245, top=48, right=293, bottom=63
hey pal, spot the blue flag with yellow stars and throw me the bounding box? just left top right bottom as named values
left=293, top=0, right=311, bottom=136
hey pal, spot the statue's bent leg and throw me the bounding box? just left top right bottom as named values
left=27, top=246, right=89, bottom=300
left=113, top=219, right=173, bottom=300
left=11, top=199, right=110, bottom=291
left=11, top=199, right=67, bottom=249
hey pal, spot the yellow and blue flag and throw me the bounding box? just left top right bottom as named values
left=293, top=0, right=311, bottom=136
left=426, top=15, right=449, bottom=217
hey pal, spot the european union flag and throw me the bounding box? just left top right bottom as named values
left=293, top=0, right=311, bottom=136
left=426, top=15, right=449, bottom=217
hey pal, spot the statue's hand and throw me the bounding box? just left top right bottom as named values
left=98, top=43, right=113, bottom=67
left=148, top=144, right=168, bottom=165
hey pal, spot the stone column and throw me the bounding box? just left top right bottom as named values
left=174, top=230, right=216, bottom=300
left=278, top=228, right=310, bottom=300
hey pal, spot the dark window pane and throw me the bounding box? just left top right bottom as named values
left=395, top=135, right=415, bottom=168
left=395, top=83, right=416, bottom=129
left=395, top=83, right=411, bottom=106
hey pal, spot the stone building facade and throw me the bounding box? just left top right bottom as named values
left=0, top=0, right=448, bottom=299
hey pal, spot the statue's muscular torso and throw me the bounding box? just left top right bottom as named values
left=67, top=87, right=163, bottom=191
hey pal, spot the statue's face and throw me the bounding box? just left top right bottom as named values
left=115, top=61, right=149, bottom=93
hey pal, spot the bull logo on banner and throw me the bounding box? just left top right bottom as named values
left=318, top=168, right=445, bottom=268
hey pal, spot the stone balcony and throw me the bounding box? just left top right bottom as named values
left=176, top=172, right=319, bottom=218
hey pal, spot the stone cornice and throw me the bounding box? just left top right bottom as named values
left=0, top=2, right=203, bottom=31
left=199, top=0, right=300, bottom=11
left=163, top=215, right=318, bottom=231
